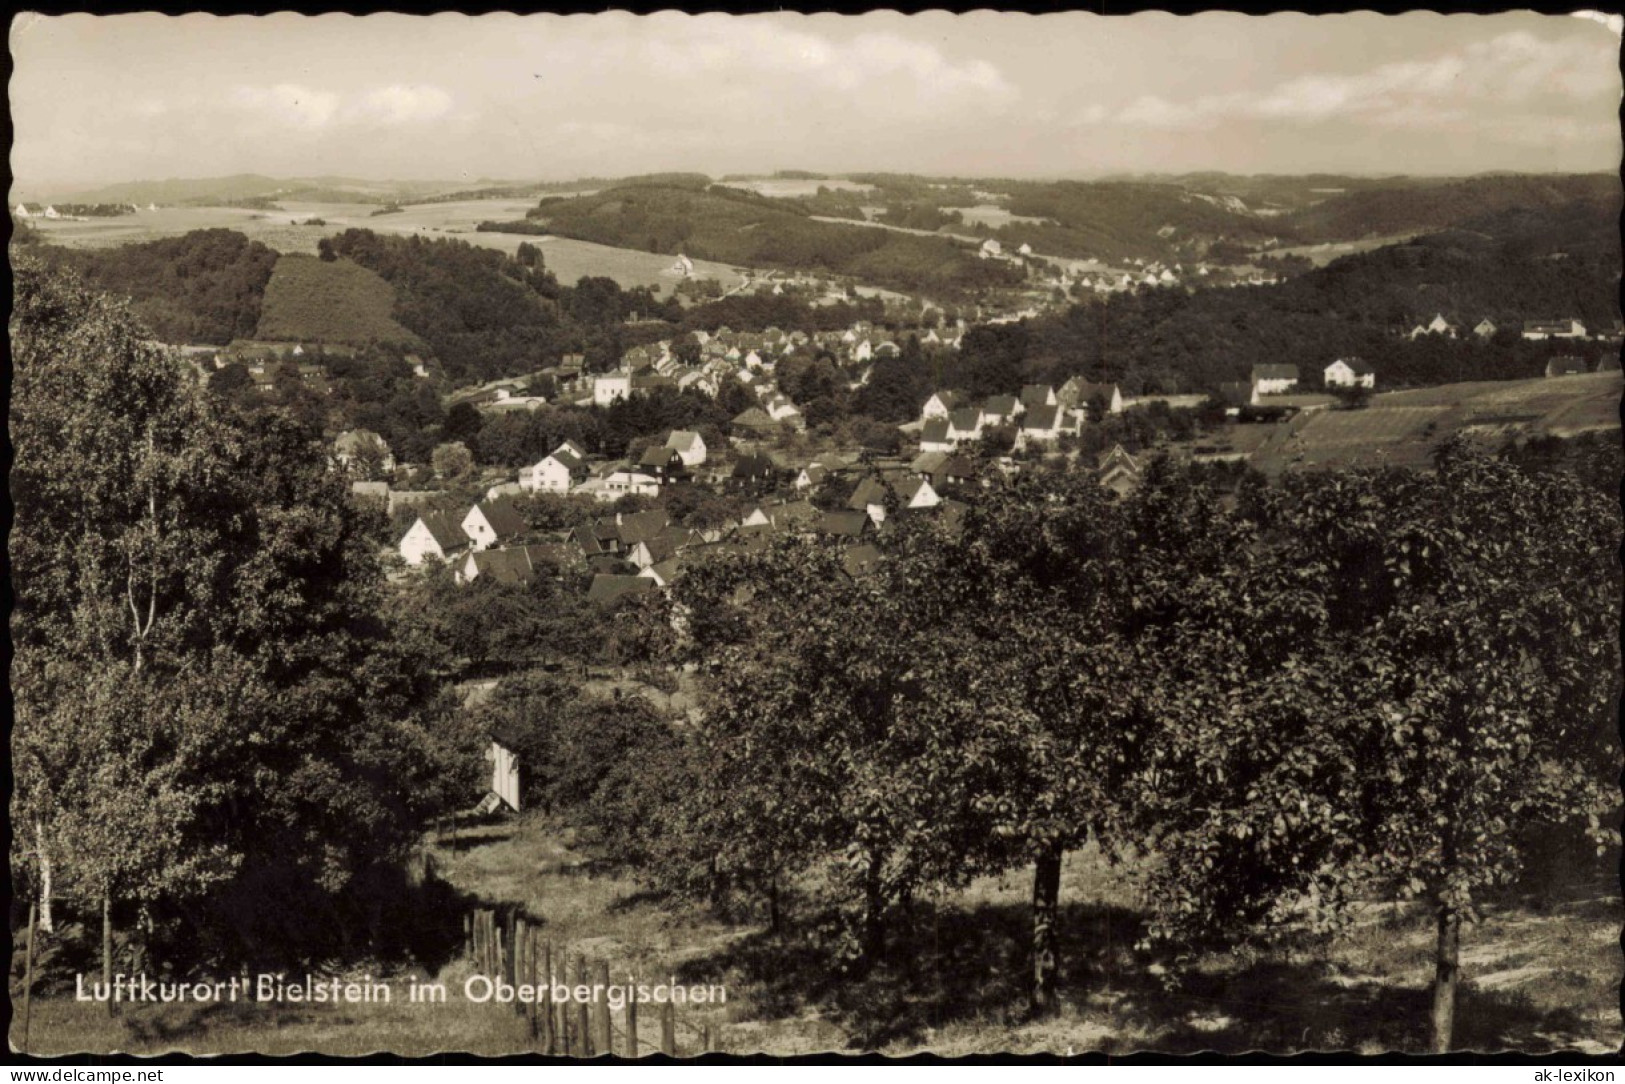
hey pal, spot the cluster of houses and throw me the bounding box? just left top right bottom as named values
left=1405, top=314, right=1624, bottom=343
left=396, top=437, right=1147, bottom=604
left=915, top=377, right=1125, bottom=454
left=1218, top=358, right=1381, bottom=408
left=1544, top=354, right=1621, bottom=378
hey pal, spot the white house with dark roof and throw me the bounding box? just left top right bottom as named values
left=1323, top=357, right=1376, bottom=389
left=462, top=499, right=528, bottom=552
left=399, top=511, right=469, bottom=566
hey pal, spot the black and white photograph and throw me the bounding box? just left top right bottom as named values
left=9, top=9, right=1623, bottom=1061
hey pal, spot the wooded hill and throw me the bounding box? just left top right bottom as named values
left=944, top=201, right=1621, bottom=397
left=522, top=184, right=1024, bottom=296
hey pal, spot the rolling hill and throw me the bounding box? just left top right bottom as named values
left=523, top=184, right=1022, bottom=296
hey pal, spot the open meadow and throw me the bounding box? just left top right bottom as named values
left=1249, top=371, right=1623, bottom=473
left=14, top=814, right=1618, bottom=1057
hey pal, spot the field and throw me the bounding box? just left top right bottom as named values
left=14, top=807, right=1619, bottom=1057
left=255, top=254, right=423, bottom=347
left=25, top=198, right=753, bottom=293
left=1262, top=233, right=1422, bottom=267
left=956, top=204, right=1052, bottom=230
left=1249, top=372, right=1623, bottom=474
left=731, top=178, right=875, bottom=199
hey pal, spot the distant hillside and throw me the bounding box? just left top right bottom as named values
left=990, top=180, right=1289, bottom=261
left=35, top=228, right=280, bottom=344
left=38, top=174, right=468, bottom=207
left=525, top=184, right=1022, bottom=296
left=255, top=254, right=425, bottom=347
left=1283, top=174, right=1619, bottom=243
left=944, top=205, right=1619, bottom=398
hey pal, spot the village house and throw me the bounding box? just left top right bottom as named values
left=1013, top=405, right=1074, bottom=451
left=1323, top=357, right=1377, bottom=389
left=918, top=418, right=956, bottom=454
left=730, top=406, right=780, bottom=441
left=519, top=445, right=586, bottom=494
left=946, top=407, right=986, bottom=445
left=1251, top=364, right=1300, bottom=395
left=1545, top=355, right=1589, bottom=378
left=597, top=469, right=661, bottom=502
left=593, top=371, right=632, bottom=406
left=1523, top=319, right=1588, bottom=341
left=1407, top=313, right=1459, bottom=339
left=1472, top=318, right=1498, bottom=340
left=1020, top=384, right=1058, bottom=409
left=1058, top=377, right=1123, bottom=415
left=638, top=445, right=687, bottom=482
left=399, top=511, right=469, bottom=566
left=1098, top=444, right=1142, bottom=497
left=730, top=453, right=779, bottom=493
left=462, top=499, right=528, bottom=552
left=665, top=429, right=708, bottom=466
left=921, top=390, right=963, bottom=423
left=980, top=394, right=1024, bottom=426
left=332, top=429, right=395, bottom=474
left=458, top=542, right=570, bottom=587
left=848, top=474, right=940, bottom=524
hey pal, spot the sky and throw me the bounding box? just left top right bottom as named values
left=10, top=11, right=1623, bottom=190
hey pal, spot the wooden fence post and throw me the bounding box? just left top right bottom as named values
left=557, top=945, right=573, bottom=1056
left=701, top=1024, right=712, bottom=1054
left=625, top=969, right=638, bottom=1058
left=513, top=918, right=527, bottom=1017
left=542, top=941, right=556, bottom=1054
left=660, top=999, right=676, bottom=1056
left=594, top=959, right=612, bottom=1055
left=575, top=954, right=592, bottom=1056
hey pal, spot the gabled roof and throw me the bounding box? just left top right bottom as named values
left=615, top=509, right=671, bottom=547
left=732, top=407, right=778, bottom=430
left=948, top=408, right=983, bottom=431
left=982, top=395, right=1020, bottom=417
left=414, top=511, right=467, bottom=552
left=818, top=510, right=873, bottom=537
left=1021, top=405, right=1061, bottom=431
left=468, top=543, right=567, bottom=586
left=1251, top=364, right=1299, bottom=381
left=587, top=574, right=656, bottom=605
left=666, top=430, right=703, bottom=453
left=640, top=445, right=683, bottom=469
left=926, top=390, right=961, bottom=408
left=732, top=453, right=777, bottom=478
left=1328, top=357, right=1376, bottom=376
left=920, top=418, right=952, bottom=444
left=1020, top=384, right=1055, bottom=406
left=911, top=450, right=950, bottom=474
left=474, top=499, right=528, bottom=540
left=847, top=476, right=891, bottom=511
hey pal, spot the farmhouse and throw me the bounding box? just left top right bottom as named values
left=1251, top=364, right=1300, bottom=395
left=1323, top=357, right=1376, bottom=389
left=399, top=511, right=468, bottom=566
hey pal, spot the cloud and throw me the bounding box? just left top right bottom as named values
left=1094, top=29, right=1618, bottom=133
left=227, top=82, right=455, bottom=131
left=639, top=20, right=1016, bottom=110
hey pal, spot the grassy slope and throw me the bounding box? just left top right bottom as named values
left=16, top=813, right=1617, bottom=1056
left=255, top=254, right=424, bottom=347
